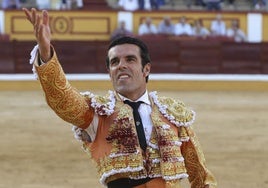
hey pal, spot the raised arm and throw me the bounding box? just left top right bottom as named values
left=23, top=8, right=51, bottom=62
left=22, top=8, right=94, bottom=129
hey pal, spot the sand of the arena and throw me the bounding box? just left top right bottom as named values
left=0, top=89, right=267, bottom=188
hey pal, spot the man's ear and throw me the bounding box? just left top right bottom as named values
left=143, top=63, right=151, bottom=77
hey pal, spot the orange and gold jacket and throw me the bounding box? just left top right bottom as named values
left=32, top=47, right=217, bottom=188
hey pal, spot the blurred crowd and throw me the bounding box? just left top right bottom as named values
left=0, top=0, right=267, bottom=11
left=0, top=0, right=257, bottom=43
left=111, top=14, right=247, bottom=42
left=116, top=0, right=267, bottom=11
left=0, top=0, right=83, bottom=10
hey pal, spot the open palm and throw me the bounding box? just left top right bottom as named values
left=23, top=8, right=51, bottom=62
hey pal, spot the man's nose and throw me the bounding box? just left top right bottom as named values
left=118, top=59, right=127, bottom=68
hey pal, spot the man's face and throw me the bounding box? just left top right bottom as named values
left=108, top=44, right=151, bottom=100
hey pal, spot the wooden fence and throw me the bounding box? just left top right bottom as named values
left=1, top=36, right=268, bottom=74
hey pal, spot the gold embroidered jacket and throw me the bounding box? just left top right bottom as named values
left=33, top=48, right=217, bottom=188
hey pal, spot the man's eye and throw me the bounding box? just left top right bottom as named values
left=127, top=57, right=135, bottom=62
left=110, top=60, right=118, bottom=66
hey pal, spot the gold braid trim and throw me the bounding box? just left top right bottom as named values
left=35, top=50, right=93, bottom=128
left=149, top=92, right=195, bottom=127
left=181, top=127, right=217, bottom=188
left=98, top=152, right=145, bottom=184
left=151, top=105, right=188, bottom=181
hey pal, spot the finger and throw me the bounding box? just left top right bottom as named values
left=35, top=14, right=41, bottom=31
left=22, top=8, right=32, bottom=23
left=31, top=8, right=37, bottom=24
left=42, top=10, right=49, bottom=26
left=34, top=17, right=40, bottom=39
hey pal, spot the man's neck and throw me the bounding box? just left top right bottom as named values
left=118, top=90, right=148, bottom=102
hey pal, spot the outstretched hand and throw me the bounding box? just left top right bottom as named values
left=23, top=8, right=51, bottom=62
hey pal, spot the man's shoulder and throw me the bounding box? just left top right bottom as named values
left=80, top=90, right=116, bottom=116
left=149, top=92, right=195, bottom=126
left=157, top=95, right=187, bottom=107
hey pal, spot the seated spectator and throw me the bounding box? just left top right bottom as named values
left=192, top=19, right=210, bottom=38
left=138, top=17, right=158, bottom=35
left=157, top=16, right=175, bottom=35
left=118, top=0, right=139, bottom=11
left=185, top=0, right=206, bottom=9
left=62, top=0, right=83, bottom=9
left=253, top=0, right=267, bottom=10
left=138, top=0, right=145, bottom=10
left=158, top=0, right=165, bottom=6
left=226, top=0, right=236, bottom=9
left=150, top=0, right=161, bottom=10
left=110, top=21, right=134, bottom=41
left=76, top=0, right=83, bottom=9
left=2, top=0, right=21, bottom=9
left=226, top=19, right=247, bottom=42
left=204, top=0, right=222, bottom=11
left=210, top=14, right=226, bottom=36
left=174, top=16, right=193, bottom=36
left=36, top=0, right=50, bottom=9
left=139, top=0, right=162, bottom=10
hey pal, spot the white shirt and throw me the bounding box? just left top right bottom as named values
left=210, top=20, right=226, bottom=36
left=174, top=23, right=193, bottom=36
left=85, top=91, right=153, bottom=143
left=138, top=23, right=158, bottom=35
left=192, top=27, right=210, bottom=37
left=227, top=28, right=247, bottom=42
left=118, top=0, right=139, bottom=11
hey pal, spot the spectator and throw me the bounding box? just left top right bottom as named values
left=110, top=21, right=134, bottom=41
left=138, top=17, right=158, bottom=35
left=185, top=0, right=206, bottom=9
left=36, top=0, right=50, bottom=9
left=174, top=16, right=193, bottom=36
left=157, top=16, right=175, bottom=35
left=2, top=0, right=21, bottom=9
left=253, top=0, right=267, bottom=10
left=118, top=0, right=139, bottom=11
left=204, top=0, right=222, bottom=11
left=60, top=0, right=68, bottom=9
left=226, top=0, right=236, bottom=9
left=139, top=0, right=161, bottom=10
left=157, top=0, right=165, bottom=6
left=226, top=19, right=247, bottom=42
left=138, top=0, right=145, bottom=9
left=150, top=0, right=160, bottom=10
left=192, top=19, right=210, bottom=38
left=76, top=0, right=83, bottom=9
left=210, top=14, right=226, bottom=36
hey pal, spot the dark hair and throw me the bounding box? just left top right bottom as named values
left=105, top=36, right=151, bottom=81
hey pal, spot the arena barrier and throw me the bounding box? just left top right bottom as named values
left=0, top=73, right=268, bottom=91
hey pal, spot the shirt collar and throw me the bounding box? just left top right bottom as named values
left=118, top=90, right=151, bottom=105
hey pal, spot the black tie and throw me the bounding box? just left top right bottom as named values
left=124, top=100, right=147, bottom=151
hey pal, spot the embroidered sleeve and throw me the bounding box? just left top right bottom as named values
left=34, top=47, right=94, bottom=128
left=181, top=126, right=217, bottom=188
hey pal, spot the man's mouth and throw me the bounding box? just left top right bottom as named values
left=118, top=74, right=130, bottom=80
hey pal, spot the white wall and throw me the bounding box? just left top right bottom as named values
left=247, top=13, right=263, bottom=42
left=0, top=10, right=4, bottom=34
